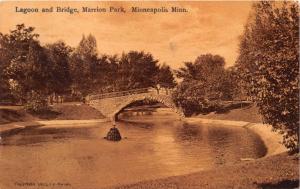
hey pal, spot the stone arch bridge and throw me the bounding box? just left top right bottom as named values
left=86, top=88, right=185, bottom=123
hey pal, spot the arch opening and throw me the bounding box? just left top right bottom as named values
left=111, top=95, right=184, bottom=122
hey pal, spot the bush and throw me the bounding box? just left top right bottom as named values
left=172, top=83, right=216, bottom=116
left=24, top=91, right=50, bottom=113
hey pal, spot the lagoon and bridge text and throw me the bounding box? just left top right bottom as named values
left=15, top=6, right=188, bottom=14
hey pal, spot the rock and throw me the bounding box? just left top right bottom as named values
left=105, top=127, right=122, bottom=141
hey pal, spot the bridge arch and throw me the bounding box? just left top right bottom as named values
left=111, top=94, right=185, bottom=122
left=86, top=88, right=185, bottom=123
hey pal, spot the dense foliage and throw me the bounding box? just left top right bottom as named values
left=0, top=24, right=177, bottom=109
left=68, top=36, right=177, bottom=95
left=172, top=54, right=236, bottom=116
left=1, top=24, right=53, bottom=104
left=236, top=1, right=299, bottom=151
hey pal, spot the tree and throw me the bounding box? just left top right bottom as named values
left=96, top=55, right=119, bottom=93
left=117, top=51, right=160, bottom=90
left=87, top=52, right=176, bottom=94
left=222, top=66, right=247, bottom=101
left=156, top=63, right=177, bottom=93
left=236, top=1, right=299, bottom=152
left=0, top=24, right=40, bottom=102
left=173, top=54, right=235, bottom=116
left=0, top=57, right=11, bottom=101
left=172, top=80, right=209, bottom=116
left=69, top=34, right=98, bottom=96
left=5, top=42, right=51, bottom=101
left=1, top=25, right=53, bottom=103
left=0, top=24, right=40, bottom=65
left=45, top=41, right=72, bottom=95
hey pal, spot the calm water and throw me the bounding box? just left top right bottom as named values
left=0, top=108, right=266, bottom=189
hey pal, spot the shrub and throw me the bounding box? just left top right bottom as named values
left=24, top=91, right=50, bottom=113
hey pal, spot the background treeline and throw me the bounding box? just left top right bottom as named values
left=0, top=24, right=240, bottom=108
left=0, top=25, right=177, bottom=105
left=0, top=1, right=298, bottom=151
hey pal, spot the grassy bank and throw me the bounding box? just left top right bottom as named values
left=195, top=103, right=263, bottom=123
left=107, top=152, right=298, bottom=189
left=0, top=103, right=104, bottom=124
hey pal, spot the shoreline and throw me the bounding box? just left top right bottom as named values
left=185, top=117, right=287, bottom=156
left=0, top=117, right=296, bottom=189
left=0, top=117, right=288, bottom=158
left=1, top=117, right=287, bottom=157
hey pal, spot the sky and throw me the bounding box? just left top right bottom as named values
left=0, top=1, right=253, bottom=69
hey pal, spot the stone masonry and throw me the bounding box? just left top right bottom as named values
left=86, top=90, right=185, bottom=122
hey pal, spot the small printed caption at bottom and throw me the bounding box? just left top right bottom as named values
left=15, top=182, right=71, bottom=187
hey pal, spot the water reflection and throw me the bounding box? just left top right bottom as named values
left=175, top=123, right=203, bottom=142
left=0, top=126, right=99, bottom=146
left=0, top=108, right=267, bottom=189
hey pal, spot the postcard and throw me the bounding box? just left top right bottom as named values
left=0, top=1, right=298, bottom=189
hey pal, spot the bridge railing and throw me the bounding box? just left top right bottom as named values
left=87, top=87, right=153, bottom=101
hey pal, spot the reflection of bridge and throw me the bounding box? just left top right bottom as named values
left=86, top=88, right=185, bottom=122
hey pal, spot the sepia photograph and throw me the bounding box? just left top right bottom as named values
left=0, top=1, right=299, bottom=189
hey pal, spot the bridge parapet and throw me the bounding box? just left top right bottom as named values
left=87, top=88, right=153, bottom=101
left=87, top=87, right=173, bottom=101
